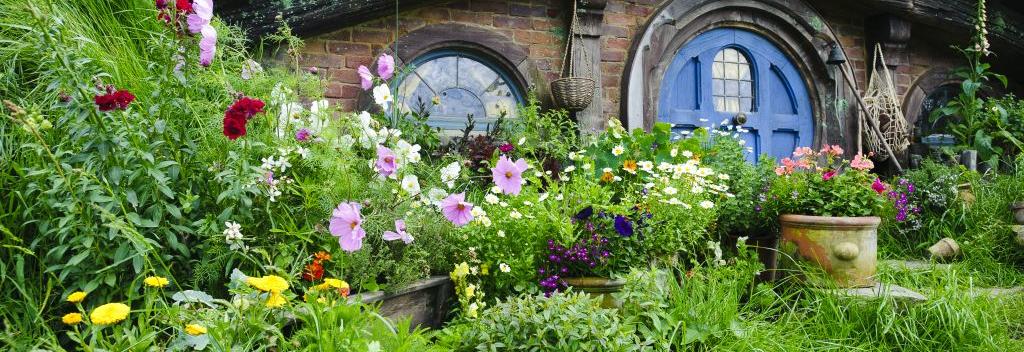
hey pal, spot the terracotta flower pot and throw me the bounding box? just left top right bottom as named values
left=564, top=277, right=625, bottom=308
left=778, top=215, right=879, bottom=288
left=1010, top=202, right=1024, bottom=225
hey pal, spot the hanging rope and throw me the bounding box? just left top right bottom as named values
left=551, top=0, right=596, bottom=112
left=861, top=43, right=910, bottom=161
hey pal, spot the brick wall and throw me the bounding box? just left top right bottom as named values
left=601, top=0, right=659, bottom=121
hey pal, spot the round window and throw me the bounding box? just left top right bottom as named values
left=396, top=50, right=524, bottom=131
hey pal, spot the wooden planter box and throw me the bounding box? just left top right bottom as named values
left=352, top=276, right=453, bottom=329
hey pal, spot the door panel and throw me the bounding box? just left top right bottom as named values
left=658, top=27, right=814, bottom=163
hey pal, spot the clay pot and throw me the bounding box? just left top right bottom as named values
left=1012, top=225, right=1024, bottom=247
left=778, top=215, right=879, bottom=288
left=927, top=237, right=961, bottom=260
left=1010, top=202, right=1024, bottom=225
left=564, top=277, right=626, bottom=308
left=958, top=183, right=975, bottom=206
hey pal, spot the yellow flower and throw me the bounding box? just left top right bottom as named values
left=622, top=160, right=638, bottom=174
left=246, top=275, right=289, bottom=293
left=265, top=292, right=287, bottom=308
left=67, top=291, right=87, bottom=304
left=185, top=324, right=207, bottom=336
left=465, top=284, right=476, bottom=299
left=451, top=262, right=470, bottom=279
left=480, top=264, right=489, bottom=276
left=62, top=312, right=83, bottom=325
left=144, top=276, right=169, bottom=288
left=90, top=303, right=130, bottom=325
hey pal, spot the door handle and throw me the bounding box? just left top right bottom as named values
left=732, top=112, right=747, bottom=126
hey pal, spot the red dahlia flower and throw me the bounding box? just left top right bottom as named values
left=94, top=89, right=136, bottom=111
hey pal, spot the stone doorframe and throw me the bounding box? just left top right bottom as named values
left=621, top=0, right=848, bottom=148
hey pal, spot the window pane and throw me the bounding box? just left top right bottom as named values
left=397, top=53, right=521, bottom=130
left=711, top=48, right=755, bottom=112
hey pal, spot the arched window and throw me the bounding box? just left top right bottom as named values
left=917, top=83, right=960, bottom=137
left=396, top=50, right=524, bottom=131
left=711, top=48, right=755, bottom=113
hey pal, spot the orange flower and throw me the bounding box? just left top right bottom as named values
left=314, top=251, right=332, bottom=262
left=600, top=171, right=614, bottom=183
left=622, top=160, right=637, bottom=174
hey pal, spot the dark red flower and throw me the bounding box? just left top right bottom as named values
left=155, top=0, right=168, bottom=9
left=223, top=114, right=247, bottom=140
left=302, top=261, right=324, bottom=282
left=228, top=97, right=265, bottom=120
left=175, top=0, right=192, bottom=13
left=94, top=89, right=135, bottom=111
left=498, top=143, right=515, bottom=153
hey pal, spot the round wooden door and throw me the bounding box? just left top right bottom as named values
left=658, top=27, right=814, bottom=162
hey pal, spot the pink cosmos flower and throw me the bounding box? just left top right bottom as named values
left=329, top=202, right=366, bottom=252
left=871, top=178, right=887, bottom=194
left=822, top=170, right=837, bottom=181
left=186, top=0, right=213, bottom=34
left=440, top=193, right=474, bottom=227
left=375, top=145, right=397, bottom=177
left=491, top=155, right=528, bottom=195
left=358, top=65, right=373, bottom=90
left=851, top=154, right=874, bottom=170
left=199, top=25, right=217, bottom=67
left=377, top=53, right=395, bottom=81
left=382, top=219, right=414, bottom=244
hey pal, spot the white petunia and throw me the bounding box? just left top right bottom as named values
left=440, top=161, right=461, bottom=188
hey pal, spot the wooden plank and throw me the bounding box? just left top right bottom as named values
left=858, top=0, right=1024, bottom=54
left=216, top=0, right=437, bottom=38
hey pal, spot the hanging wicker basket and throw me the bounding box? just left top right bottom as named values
left=551, top=77, right=595, bottom=112
left=551, top=1, right=595, bottom=112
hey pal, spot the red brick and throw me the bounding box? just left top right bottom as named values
left=602, top=50, right=625, bottom=62
left=329, top=68, right=361, bottom=84
left=300, top=53, right=344, bottom=68
left=625, top=4, right=654, bottom=17
left=320, top=29, right=351, bottom=42
left=532, top=18, right=561, bottom=31
left=325, top=83, right=345, bottom=98
left=530, top=46, right=562, bottom=58
left=515, top=30, right=558, bottom=45
left=352, top=29, right=392, bottom=43
left=605, top=13, right=636, bottom=27
left=510, top=4, right=545, bottom=17
left=602, top=74, right=619, bottom=88
left=605, top=38, right=630, bottom=51
left=340, top=84, right=362, bottom=99
left=326, top=42, right=371, bottom=56
left=494, top=15, right=532, bottom=29
left=452, top=10, right=492, bottom=25
left=346, top=56, right=373, bottom=69
left=470, top=0, right=508, bottom=14
left=419, top=7, right=451, bottom=22
left=602, top=25, right=629, bottom=38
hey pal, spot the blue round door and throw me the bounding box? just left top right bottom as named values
left=658, top=27, right=814, bottom=162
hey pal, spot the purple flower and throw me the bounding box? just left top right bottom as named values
left=614, top=215, right=633, bottom=236
left=198, top=25, right=217, bottom=67
left=375, top=145, right=397, bottom=177
left=491, top=155, right=528, bottom=195
left=295, top=128, right=311, bottom=142
left=574, top=206, right=593, bottom=221
left=357, top=65, right=373, bottom=90
left=377, top=53, right=395, bottom=80
left=329, top=202, right=366, bottom=252
left=440, top=193, right=474, bottom=227
left=382, top=219, right=414, bottom=244
left=498, top=143, right=514, bottom=153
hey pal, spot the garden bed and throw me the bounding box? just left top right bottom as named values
left=352, top=276, right=453, bottom=329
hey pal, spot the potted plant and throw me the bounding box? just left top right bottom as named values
left=766, top=146, right=889, bottom=287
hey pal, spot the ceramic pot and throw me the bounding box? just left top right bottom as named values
left=927, top=237, right=961, bottom=260
left=1010, top=202, right=1024, bottom=225
left=1012, top=225, right=1024, bottom=247
left=778, top=215, right=879, bottom=288
left=564, top=277, right=625, bottom=308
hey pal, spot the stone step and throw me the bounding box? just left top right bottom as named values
left=967, top=286, right=1024, bottom=298
left=821, top=282, right=928, bottom=303
left=880, top=259, right=951, bottom=272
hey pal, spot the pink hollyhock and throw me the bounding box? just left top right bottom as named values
left=375, top=145, right=398, bottom=177
left=186, top=0, right=212, bottom=34
left=491, top=155, right=528, bottom=195
left=871, top=178, right=887, bottom=194
left=822, top=170, right=837, bottom=181
left=199, top=25, right=217, bottom=67
left=382, top=219, right=414, bottom=244
left=377, top=53, right=395, bottom=80
left=440, top=193, right=474, bottom=227
left=329, top=202, right=366, bottom=252
left=358, top=65, right=373, bottom=90
left=851, top=154, right=874, bottom=170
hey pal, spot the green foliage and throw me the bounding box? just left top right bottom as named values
left=701, top=133, right=777, bottom=237
left=766, top=150, right=887, bottom=218
left=433, top=292, right=641, bottom=351
left=289, top=301, right=433, bottom=351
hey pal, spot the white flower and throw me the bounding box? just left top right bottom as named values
left=663, top=186, right=678, bottom=195
left=517, top=137, right=526, bottom=145
left=485, top=194, right=499, bottom=204
left=223, top=221, right=245, bottom=250
left=270, top=83, right=293, bottom=106
left=638, top=161, right=653, bottom=172
left=425, top=188, right=448, bottom=207
left=670, top=148, right=678, bottom=157
left=240, top=59, right=264, bottom=80
left=395, top=140, right=421, bottom=164
left=683, top=150, right=694, bottom=158
left=509, top=210, right=522, bottom=219
left=538, top=193, right=549, bottom=202
left=372, top=84, right=393, bottom=110
left=563, top=165, right=576, bottom=173
left=568, top=151, right=578, bottom=160
left=699, top=200, right=714, bottom=209
left=534, top=171, right=544, bottom=177
left=471, top=206, right=487, bottom=217
left=555, top=193, right=564, bottom=201
left=499, top=263, right=511, bottom=273
left=708, top=241, right=725, bottom=266
left=307, top=99, right=330, bottom=134
left=479, top=216, right=492, bottom=227
left=718, top=173, right=730, bottom=180
left=581, top=163, right=592, bottom=170
left=490, top=185, right=502, bottom=194
left=497, top=230, right=506, bottom=237
left=612, top=145, right=625, bottom=156
left=295, top=146, right=310, bottom=159
left=602, top=167, right=613, bottom=173
left=277, top=102, right=304, bottom=138
left=440, top=161, right=461, bottom=188
left=401, top=174, right=421, bottom=195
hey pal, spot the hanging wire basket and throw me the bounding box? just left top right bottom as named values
left=551, top=0, right=595, bottom=112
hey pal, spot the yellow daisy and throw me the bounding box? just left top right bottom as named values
left=144, top=276, right=169, bottom=288
left=66, top=291, right=87, bottom=304
left=246, top=275, right=289, bottom=293
left=90, top=303, right=130, bottom=325
left=62, top=312, right=83, bottom=325
left=185, top=324, right=207, bottom=336
left=265, top=292, right=287, bottom=308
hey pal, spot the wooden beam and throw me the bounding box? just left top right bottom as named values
left=857, top=0, right=1024, bottom=54
left=216, top=0, right=439, bottom=39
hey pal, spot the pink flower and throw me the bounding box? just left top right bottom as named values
left=358, top=65, right=373, bottom=90
left=491, top=155, right=528, bottom=195
left=186, top=0, right=213, bottom=34
left=871, top=178, right=887, bottom=194
left=831, top=145, right=844, bottom=156
left=382, top=219, right=414, bottom=244
left=377, top=53, right=395, bottom=81
left=198, top=25, right=217, bottom=67
left=796, top=158, right=812, bottom=169
left=329, top=202, right=366, bottom=252
left=440, top=193, right=474, bottom=227
left=822, top=170, right=837, bottom=181
left=375, top=145, right=397, bottom=177
left=793, top=147, right=815, bottom=157
left=774, top=166, right=787, bottom=176
left=851, top=154, right=874, bottom=170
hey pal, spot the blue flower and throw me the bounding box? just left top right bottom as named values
left=574, top=206, right=594, bottom=221
left=614, top=215, right=633, bottom=237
